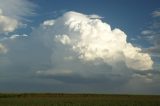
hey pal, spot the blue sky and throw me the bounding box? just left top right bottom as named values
left=29, top=0, right=160, bottom=46
left=0, top=0, right=160, bottom=94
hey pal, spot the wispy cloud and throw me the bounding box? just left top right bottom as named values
left=152, top=10, right=160, bottom=17
left=0, top=0, right=35, bottom=20
left=9, top=34, right=28, bottom=39
left=0, top=0, right=35, bottom=34
left=141, top=9, right=160, bottom=59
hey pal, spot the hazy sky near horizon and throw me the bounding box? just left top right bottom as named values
left=0, top=0, right=160, bottom=94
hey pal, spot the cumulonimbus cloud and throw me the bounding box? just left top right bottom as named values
left=41, top=11, right=153, bottom=71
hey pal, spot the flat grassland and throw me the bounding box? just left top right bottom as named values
left=0, top=93, right=160, bottom=106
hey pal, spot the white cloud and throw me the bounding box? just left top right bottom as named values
left=55, top=35, right=71, bottom=45
left=141, top=30, right=153, bottom=35
left=0, top=34, right=29, bottom=41
left=141, top=9, right=160, bottom=60
left=152, top=10, right=160, bottom=17
left=41, top=11, right=153, bottom=71
left=43, top=20, right=55, bottom=26
left=0, top=0, right=35, bottom=20
left=0, top=43, right=7, bottom=53
left=0, top=9, right=18, bottom=33
left=37, top=69, right=72, bottom=76
left=0, top=0, right=34, bottom=34
left=87, top=14, right=103, bottom=19
left=9, top=34, right=28, bottom=39
left=132, top=73, right=153, bottom=83
left=147, top=45, right=160, bottom=58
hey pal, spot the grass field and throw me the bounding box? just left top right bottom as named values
left=0, top=93, right=160, bottom=106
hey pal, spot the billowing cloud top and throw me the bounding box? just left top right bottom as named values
left=42, top=11, right=153, bottom=71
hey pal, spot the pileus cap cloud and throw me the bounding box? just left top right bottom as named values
left=42, top=11, right=153, bottom=71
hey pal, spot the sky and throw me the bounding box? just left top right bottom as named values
left=0, top=0, right=160, bottom=94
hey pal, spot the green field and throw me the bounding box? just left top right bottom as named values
left=0, top=93, right=160, bottom=106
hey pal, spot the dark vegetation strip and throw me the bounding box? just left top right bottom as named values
left=0, top=93, right=160, bottom=98
left=0, top=93, right=160, bottom=106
